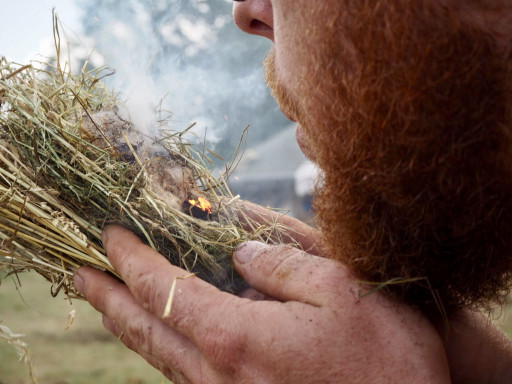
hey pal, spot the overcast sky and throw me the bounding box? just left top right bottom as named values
left=0, top=0, right=81, bottom=62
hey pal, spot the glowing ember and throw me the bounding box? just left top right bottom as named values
left=188, top=196, right=212, bottom=214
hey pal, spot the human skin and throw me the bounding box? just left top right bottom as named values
left=74, top=223, right=450, bottom=383
left=234, top=0, right=512, bottom=382
left=438, top=310, right=512, bottom=384
left=74, top=0, right=512, bottom=383
left=248, top=0, right=512, bottom=316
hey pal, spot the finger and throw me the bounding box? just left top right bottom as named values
left=102, top=224, right=227, bottom=313
left=102, top=316, right=188, bottom=383
left=233, top=241, right=352, bottom=306
left=74, top=266, right=203, bottom=383
left=100, top=225, right=241, bottom=347
left=234, top=199, right=323, bottom=255
left=102, top=315, right=162, bottom=368
left=237, top=287, right=267, bottom=300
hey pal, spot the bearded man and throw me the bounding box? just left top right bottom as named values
left=74, top=1, right=512, bottom=383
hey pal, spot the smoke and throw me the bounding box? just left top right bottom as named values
left=75, top=0, right=287, bottom=158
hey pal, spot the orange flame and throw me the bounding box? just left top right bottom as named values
left=188, top=196, right=212, bottom=214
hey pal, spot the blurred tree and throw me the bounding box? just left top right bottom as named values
left=77, top=0, right=290, bottom=161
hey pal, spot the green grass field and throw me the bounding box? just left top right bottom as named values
left=0, top=272, right=170, bottom=384
left=1, top=272, right=511, bottom=384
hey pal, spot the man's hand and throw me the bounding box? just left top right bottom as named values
left=73, top=225, right=450, bottom=383
left=438, top=309, right=512, bottom=384
left=241, top=202, right=512, bottom=383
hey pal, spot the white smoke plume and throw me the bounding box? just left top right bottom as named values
left=75, top=0, right=288, bottom=159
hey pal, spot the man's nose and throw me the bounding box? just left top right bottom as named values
left=233, top=0, right=274, bottom=42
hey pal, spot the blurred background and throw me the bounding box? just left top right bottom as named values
left=1, top=1, right=509, bottom=384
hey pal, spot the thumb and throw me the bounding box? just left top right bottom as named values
left=233, top=241, right=347, bottom=306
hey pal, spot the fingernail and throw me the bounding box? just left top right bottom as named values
left=234, top=241, right=267, bottom=264
left=73, top=271, right=85, bottom=295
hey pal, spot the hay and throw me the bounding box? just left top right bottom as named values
left=0, top=21, right=293, bottom=299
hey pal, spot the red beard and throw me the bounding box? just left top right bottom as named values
left=266, top=1, right=512, bottom=317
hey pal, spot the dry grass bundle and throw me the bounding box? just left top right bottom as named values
left=0, top=31, right=291, bottom=299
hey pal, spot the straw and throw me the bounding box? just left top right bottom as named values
left=0, top=17, right=295, bottom=299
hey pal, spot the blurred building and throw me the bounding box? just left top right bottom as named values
left=228, top=125, right=319, bottom=222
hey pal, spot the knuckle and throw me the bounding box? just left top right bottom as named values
left=84, top=273, right=116, bottom=312
left=312, top=261, right=352, bottom=297
left=265, top=246, right=350, bottom=299
left=202, top=328, right=246, bottom=375
left=169, top=307, right=196, bottom=333
left=105, top=234, right=145, bottom=275
left=132, top=269, right=160, bottom=313
left=105, top=236, right=129, bottom=263
left=90, top=288, right=108, bottom=311
left=199, top=300, right=248, bottom=374
left=267, top=245, right=305, bottom=279
left=125, top=316, right=156, bottom=355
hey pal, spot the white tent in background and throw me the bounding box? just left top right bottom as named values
left=229, top=125, right=319, bottom=221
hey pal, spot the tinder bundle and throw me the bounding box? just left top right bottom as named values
left=0, top=56, right=288, bottom=298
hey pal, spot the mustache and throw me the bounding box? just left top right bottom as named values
left=264, top=49, right=303, bottom=124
